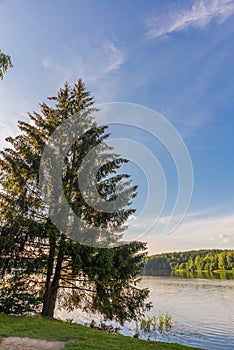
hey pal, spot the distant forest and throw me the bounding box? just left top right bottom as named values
left=143, top=249, right=234, bottom=275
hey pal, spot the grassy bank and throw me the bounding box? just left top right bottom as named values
left=0, top=313, right=202, bottom=350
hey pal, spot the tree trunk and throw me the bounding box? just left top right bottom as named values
left=42, top=239, right=64, bottom=317
left=41, top=230, right=56, bottom=316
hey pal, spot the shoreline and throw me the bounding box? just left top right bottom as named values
left=0, top=313, right=203, bottom=350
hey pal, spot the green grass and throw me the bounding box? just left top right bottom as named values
left=0, top=313, right=203, bottom=350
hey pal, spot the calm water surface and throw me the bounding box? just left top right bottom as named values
left=56, top=276, right=234, bottom=350
left=139, top=276, right=234, bottom=350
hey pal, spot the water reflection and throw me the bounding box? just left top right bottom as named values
left=142, top=270, right=234, bottom=280
left=171, top=270, right=234, bottom=280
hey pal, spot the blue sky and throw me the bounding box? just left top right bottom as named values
left=1, top=0, right=234, bottom=253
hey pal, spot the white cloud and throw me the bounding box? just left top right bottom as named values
left=219, top=233, right=232, bottom=243
left=146, top=0, right=234, bottom=39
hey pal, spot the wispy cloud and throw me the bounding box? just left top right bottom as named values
left=0, top=81, right=36, bottom=149
left=146, top=0, right=234, bottom=39
left=102, top=42, right=126, bottom=74
left=126, top=209, right=234, bottom=254
left=41, top=40, right=127, bottom=101
left=219, top=233, right=232, bottom=243
left=42, top=41, right=127, bottom=74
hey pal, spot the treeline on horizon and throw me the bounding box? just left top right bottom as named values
left=143, top=249, right=234, bottom=275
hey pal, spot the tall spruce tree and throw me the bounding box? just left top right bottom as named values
left=0, top=80, right=150, bottom=322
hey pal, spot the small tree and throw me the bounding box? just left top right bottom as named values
left=0, top=50, right=13, bottom=79
left=0, top=80, right=150, bottom=323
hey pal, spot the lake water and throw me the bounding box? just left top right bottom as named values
left=56, top=276, right=234, bottom=350
left=139, top=276, right=234, bottom=350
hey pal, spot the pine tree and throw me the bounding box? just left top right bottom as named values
left=0, top=80, right=150, bottom=322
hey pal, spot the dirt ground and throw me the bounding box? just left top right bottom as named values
left=0, top=337, right=65, bottom=350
